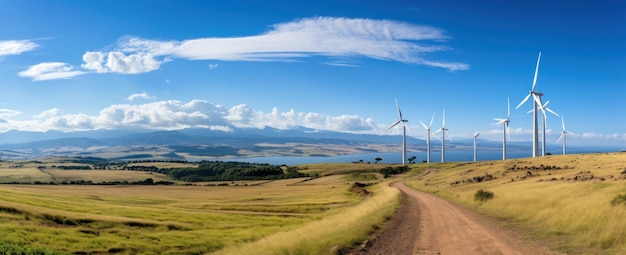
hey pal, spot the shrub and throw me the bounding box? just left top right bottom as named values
left=610, top=193, right=626, bottom=206
left=474, top=189, right=494, bottom=202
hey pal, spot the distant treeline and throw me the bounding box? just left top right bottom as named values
left=155, top=161, right=307, bottom=182
left=68, top=158, right=309, bottom=182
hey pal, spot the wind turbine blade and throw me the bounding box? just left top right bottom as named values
left=493, top=118, right=506, bottom=125
left=532, top=52, right=541, bottom=91
left=545, top=107, right=559, bottom=117
left=474, top=131, right=481, bottom=138
left=403, top=123, right=412, bottom=133
left=429, top=113, right=435, bottom=128
left=561, top=116, right=566, bottom=131
left=395, top=98, right=403, bottom=120
left=533, top=95, right=547, bottom=120
left=420, top=120, right=428, bottom=130
left=516, top=94, right=531, bottom=110
left=556, top=133, right=564, bottom=143
left=388, top=120, right=402, bottom=130
left=430, top=131, right=441, bottom=141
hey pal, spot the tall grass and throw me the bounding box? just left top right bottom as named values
left=406, top=152, right=626, bottom=254
left=213, top=182, right=400, bottom=255
left=0, top=175, right=389, bottom=254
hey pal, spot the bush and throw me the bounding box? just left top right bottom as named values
left=610, top=193, right=626, bottom=206
left=474, top=189, right=494, bottom=202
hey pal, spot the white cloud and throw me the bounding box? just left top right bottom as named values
left=0, top=100, right=623, bottom=149
left=21, top=17, right=469, bottom=80
left=0, top=109, right=21, bottom=121
left=18, top=62, right=86, bottom=81
left=0, top=40, right=38, bottom=56
left=82, top=51, right=161, bottom=74
left=0, top=100, right=382, bottom=134
left=166, top=17, right=468, bottom=70
left=127, top=92, right=155, bottom=101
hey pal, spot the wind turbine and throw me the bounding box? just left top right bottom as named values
left=388, top=99, right=410, bottom=165
left=531, top=99, right=559, bottom=156
left=515, top=52, right=544, bottom=157
left=493, top=98, right=511, bottom=160
left=472, top=131, right=481, bottom=162
left=556, top=115, right=572, bottom=155
left=435, top=109, right=450, bottom=163
left=420, top=113, right=437, bottom=163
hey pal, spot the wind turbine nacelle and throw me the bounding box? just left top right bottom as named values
left=535, top=92, right=544, bottom=96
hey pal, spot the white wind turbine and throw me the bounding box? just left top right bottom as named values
left=530, top=99, right=559, bottom=156
left=435, top=109, right=450, bottom=163
left=493, top=98, right=511, bottom=160
left=515, top=52, right=545, bottom=157
left=539, top=99, right=559, bottom=156
left=556, top=115, right=573, bottom=155
left=388, top=99, right=410, bottom=165
left=472, top=131, right=481, bottom=162
left=420, top=113, right=438, bottom=163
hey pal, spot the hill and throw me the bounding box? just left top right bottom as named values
left=404, top=152, right=626, bottom=254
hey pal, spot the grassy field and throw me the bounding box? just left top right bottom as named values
left=404, top=152, right=626, bottom=254
left=0, top=161, right=399, bottom=254
left=2, top=153, right=625, bottom=254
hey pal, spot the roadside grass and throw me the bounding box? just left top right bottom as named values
left=0, top=172, right=390, bottom=254
left=406, top=152, right=626, bottom=254
left=214, top=181, right=399, bottom=255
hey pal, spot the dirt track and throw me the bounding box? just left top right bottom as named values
left=354, top=182, right=562, bottom=255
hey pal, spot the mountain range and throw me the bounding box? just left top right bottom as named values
left=0, top=126, right=549, bottom=161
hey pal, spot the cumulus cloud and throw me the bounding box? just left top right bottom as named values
left=127, top=92, right=155, bottom=101
left=18, top=62, right=86, bottom=81
left=0, top=40, right=38, bottom=57
left=0, top=100, right=384, bottom=134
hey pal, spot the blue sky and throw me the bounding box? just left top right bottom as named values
left=0, top=0, right=625, bottom=148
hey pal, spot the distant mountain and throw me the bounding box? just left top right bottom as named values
left=0, top=127, right=526, bottom=160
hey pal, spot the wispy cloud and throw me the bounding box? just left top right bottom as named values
left=23, top=17, right=469, bottom=81
left=18, top=62, right=86, bottom=81
left=0, top=40, right=38, bottom=57
left=127, top=92, right=155, bottom=101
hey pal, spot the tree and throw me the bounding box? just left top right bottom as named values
left=374, top=157, right=382, bottom=164
left=408, top=156, right=417, bottom=164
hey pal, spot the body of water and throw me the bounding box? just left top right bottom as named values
left=212, top=147, right=621, bottom=165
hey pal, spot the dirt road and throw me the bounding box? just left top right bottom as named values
left=355, top=182, right=561, bottom=255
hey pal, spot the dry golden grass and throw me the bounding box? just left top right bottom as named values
left=405, top=152, right=626, bottom=254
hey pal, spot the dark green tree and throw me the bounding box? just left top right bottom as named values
left=374, top=157, right=382, bottom=164
left=408, top=156, right=417, bottom=164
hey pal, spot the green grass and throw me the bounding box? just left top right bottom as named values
left=0, top=167, right=396, bottom=254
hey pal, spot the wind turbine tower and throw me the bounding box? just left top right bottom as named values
left=557, top=116, right=571, bottom=155
left=436, top=109, right=449, bottom=163
left=515, top=52, right=544, bottom=157
left=493, top=98, right=511, bottom=160
left=420, top=113, right=437, bottom=163
left=472, top=131, right=481, bottom=162
left=537, top=99, right=559, bottom=156
left=388, top=99, right=410, bottom=165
